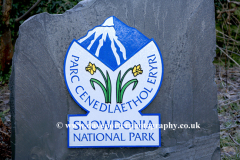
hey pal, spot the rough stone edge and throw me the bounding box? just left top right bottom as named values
left=67, top=0, right=97, bottom=12
left=21, top=0, right=97, bottom=27
left=9, top=55, right=15, bottom=160
left=8, top=0, right=98, bottom=158
left=9, top=22, right=20, bottom=160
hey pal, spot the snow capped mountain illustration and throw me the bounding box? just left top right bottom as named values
left=78, top=16, right=150, bottom=71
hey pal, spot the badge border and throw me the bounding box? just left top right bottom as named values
left=64, top=19, right=164, bottom=148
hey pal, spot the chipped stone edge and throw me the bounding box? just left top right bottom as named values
left=66, top=0, right=97, bottom=12
left=21, top=0, right=97, bottom=27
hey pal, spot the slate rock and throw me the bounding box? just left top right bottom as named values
left=10, top=0, right=220, bottom=159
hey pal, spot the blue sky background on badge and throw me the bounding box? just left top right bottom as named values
left=79, top=16, right=150, bottom=71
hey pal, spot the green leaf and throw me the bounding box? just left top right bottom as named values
left=96, top=67, right=107, bottom=86
left=120, top=79, right=138, bottom=103
left=106, top=71, right=112, bottom=103
left=120, top=68, right=133, bottom=83
left=90, top=78, right=107, bottom=102
left=116, top=71, right=121, bottom=103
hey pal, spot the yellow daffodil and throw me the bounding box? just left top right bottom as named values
left=132, top=64, right=143, bottom=77
left=86, top=62, right=96, bottom=75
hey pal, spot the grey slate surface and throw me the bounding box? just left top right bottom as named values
left=10, top=0, right=220, bottom=159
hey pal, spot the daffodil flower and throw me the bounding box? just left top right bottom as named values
left=86, top=62, right=96, bottom=75
left=132, top=65, right=143, bottom=77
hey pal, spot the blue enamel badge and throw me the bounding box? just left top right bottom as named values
left=64, top=16, right=164, bottom=148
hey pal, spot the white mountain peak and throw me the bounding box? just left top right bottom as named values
left=79, top=16, right=126, bottom=65
left=102, top=17, right=114, bottom=27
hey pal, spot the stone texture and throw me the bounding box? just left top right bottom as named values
left=10, top=0, right=220, bottom=159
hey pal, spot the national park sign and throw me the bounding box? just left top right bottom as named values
left=64, top=16, right=164, bottom=148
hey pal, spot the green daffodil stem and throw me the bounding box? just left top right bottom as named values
left=120, top=79, right=138, bottom=102
left=96, top=67, right=107, bottom=85
left=89, top=67, right=111, bottom=103
left=116, top=67, right=138, bottom=103
left=97, top=67, right=111, bottom=103
left=106, top=72, right=111, bottom=103
left=120, top=68, right=133, bottom=83
left=117, top=68, right=132, bottom=103
left=90, top=78, right=108, bottom=102
left=116, top=71, right=121, bottom=103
